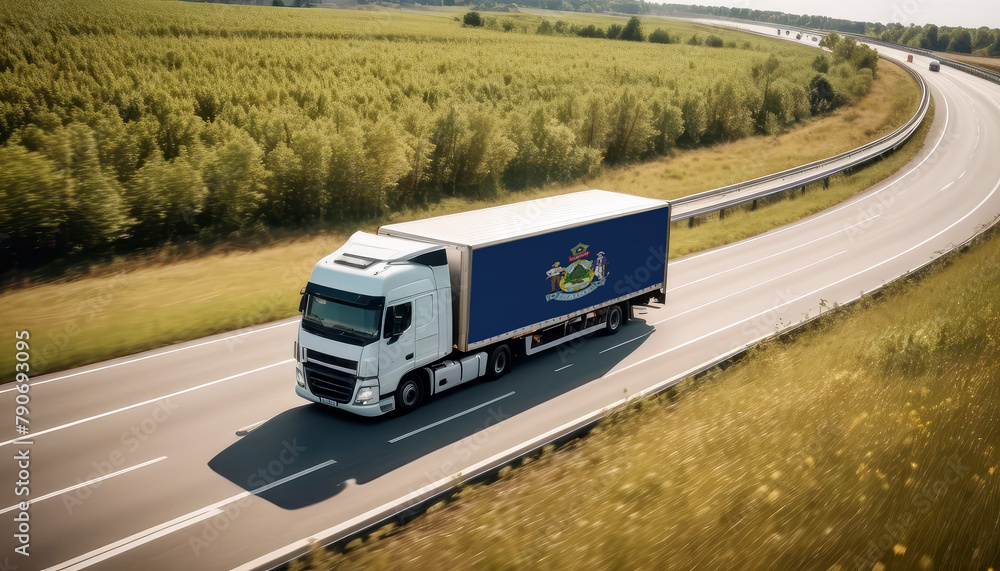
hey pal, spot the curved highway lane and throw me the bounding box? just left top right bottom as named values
left=2, top=34, right=999, bottom=571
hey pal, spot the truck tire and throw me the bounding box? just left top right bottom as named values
left=487, top=344, right=512, bottom=380
left=604, top=304, right=624, bottom=336
left=394, top=373, right=425, bottom=414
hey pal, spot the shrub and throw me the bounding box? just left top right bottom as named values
left=649, top=28, right=672, bottom=44
left=687, top=34, right=702, bottom=46
left=606, top=23, right=623, bottom=40
left=808, top=74, right=836, bottom=114
left=577, top=24, right=604, bottom=39
left=463, top=11, right=483, bottom=27
left=705, top=35, right=724, bottom=48
left=811, top=54, right=829, bottom=73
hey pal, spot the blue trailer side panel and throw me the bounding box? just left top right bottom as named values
left=466, top=206, right=669, bottom=346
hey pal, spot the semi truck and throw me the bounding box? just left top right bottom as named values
left=294, top=189, right=671, bottom=416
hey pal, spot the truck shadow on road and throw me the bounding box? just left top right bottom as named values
left=208, top=320, right=654, bottom=510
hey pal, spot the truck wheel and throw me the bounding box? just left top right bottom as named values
left=395, top=373, right=425, bottom=414
left=487, top=344, right=512, bottom=380
left=604, top=304, right=624, bottom=336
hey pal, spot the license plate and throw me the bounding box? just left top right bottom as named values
left=319, top=397, right=339, bottom=407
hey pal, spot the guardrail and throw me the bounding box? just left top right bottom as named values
left=671, top=52, right=930, bottom=222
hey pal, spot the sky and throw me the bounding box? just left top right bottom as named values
left=667, top=0, right=1000, bottom=30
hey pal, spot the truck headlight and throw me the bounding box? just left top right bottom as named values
left=296, top=368, right=306, bottom=388
left=354, top=379, right=380, bottom=405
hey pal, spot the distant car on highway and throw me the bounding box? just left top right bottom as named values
left=929, top=60, right=941, bottom=72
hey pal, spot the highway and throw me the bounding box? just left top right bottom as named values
left=2, top=33, right=1000, bottom=571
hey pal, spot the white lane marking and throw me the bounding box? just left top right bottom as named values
left=554, top=364, right=573, bottom=372
left=674, top=88, right=950, bottom=266
left=0, top=456, right=167, bottom=516
left=389, top=392, right=516, bottom=444
left=45, top=459, right=337, bottom=571
left=670, top=218, right=874, bottom=292
left=940, top=181, right=956, bottom=192
left=654, top=251, right=847, bottom=325
left=611, top=173, right=1000, bottom=381
left=599, top=331, right=653, bottom=354
left=0, top=360, right=294, bottom=448
left=945, top=68, right=1000, bottom=107
left=0, top=320, right=298, bottom=395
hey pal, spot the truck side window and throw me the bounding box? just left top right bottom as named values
left=384, top=302, right=412, bottom=338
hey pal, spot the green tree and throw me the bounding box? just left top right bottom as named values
left=832, top=36, right=858, bottom=63
left=40, top=123, right=131, bottom=251
left=971, top=27, right=994, bottom=51
left=203, top=129, right=267, bottom=233
left=604, top=90, right=653, bottom=163
left=606, top=23, right=623, bottom=40
left=619, top=16, right=644, bottom=42
left=0, top=145, right=67, bottom=263
left=651, top=100, right=684, bottom=153
left=128, top=152, right=207, bottom=242
left=990, top=34, right=1000, bottom=57
left=920, top=25, right=938, bottom=50
left=680, top=94, right=707, bottom=144
left=948, top=29, right=972, bottom=53
left=819, top=31, right=840, bottom=50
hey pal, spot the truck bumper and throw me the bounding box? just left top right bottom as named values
left=295, top=384, right=393, bottom=417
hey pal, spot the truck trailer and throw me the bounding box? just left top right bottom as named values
left=294, top=189, right=671, bottom=416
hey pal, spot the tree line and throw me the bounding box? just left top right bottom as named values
left=658, top=4, right=1000, bottom=57
left=0, top=2, right=871, bottom=274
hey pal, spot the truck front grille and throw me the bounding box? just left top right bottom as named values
left=305, top=363, right=355, bottom=404
left=306, top=349, right=358, bottom=373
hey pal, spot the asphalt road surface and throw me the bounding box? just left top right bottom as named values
left=2, top=32, right=999, bottom=571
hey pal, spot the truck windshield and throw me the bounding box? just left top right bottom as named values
left=303, top=295, right=382, bottom=344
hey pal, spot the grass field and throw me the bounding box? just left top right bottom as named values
left=0, top=49, right=923, bottom=379
left=291, top=187, right=1000, bottom=571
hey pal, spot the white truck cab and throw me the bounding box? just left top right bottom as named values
left=295, top=232, right=452, bottom=416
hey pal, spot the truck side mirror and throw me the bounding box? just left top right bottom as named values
left=298, top=289, right=307, bottom=313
